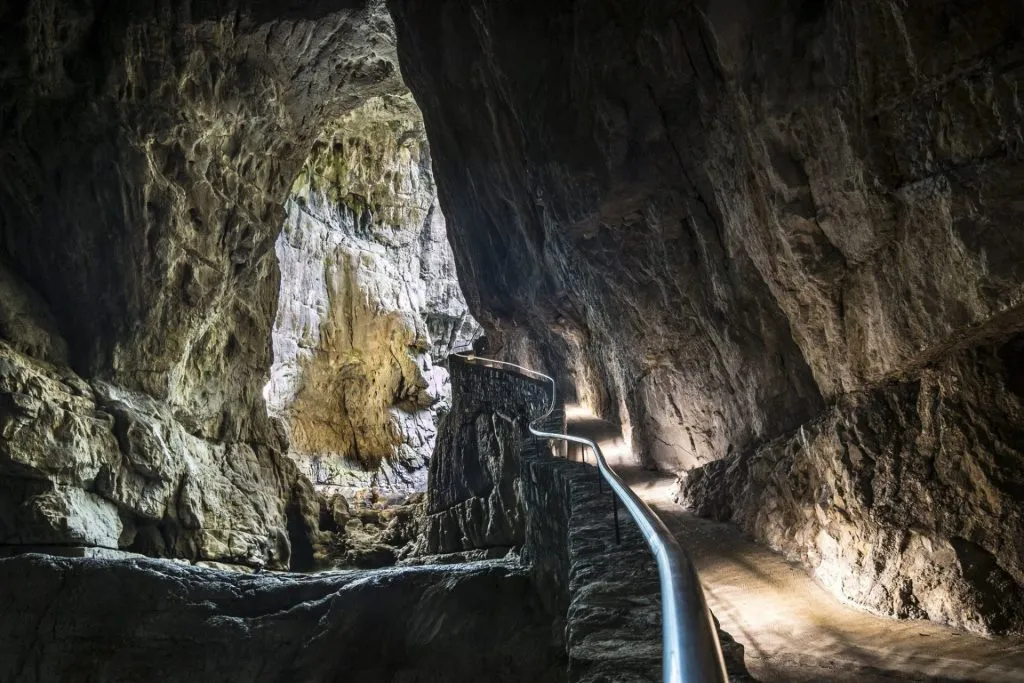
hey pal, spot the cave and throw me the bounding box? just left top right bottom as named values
left=1, top=1, right=1023, bottom=682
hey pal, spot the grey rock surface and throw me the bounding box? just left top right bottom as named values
left=0, top=554, right=566, bottom=683
left=422, top=356, right=556, bottom=555
left=0, top=0, right=405, bottom=568
left=0, top=340, right=313, bottom=568
left=0, top=260, right=68, bottom=365
left=0, top=0, right=404, bottom=445
left=267, top=94, right=479, bottom=497
left=680, top=337, right=1024, bottom=635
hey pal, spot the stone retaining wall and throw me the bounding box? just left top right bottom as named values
left=426, top=357, right=749, bottom=681
left=422, top=356, right=560, bottom=555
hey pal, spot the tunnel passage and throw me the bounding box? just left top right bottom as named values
left=1, top=0, right=1024, bottom=682
left=388, top=0, right=1024, bottom=639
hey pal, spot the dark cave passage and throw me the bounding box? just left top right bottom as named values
left=0, top=0, right=1023, bottom=681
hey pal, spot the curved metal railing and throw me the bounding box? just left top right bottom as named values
left=450, top=350, right=729, bottom=683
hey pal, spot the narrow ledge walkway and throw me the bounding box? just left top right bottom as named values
left=565, top=408, right=1024, bottom=683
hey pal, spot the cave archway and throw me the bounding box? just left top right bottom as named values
left=264, top=93, right=480, bottom=503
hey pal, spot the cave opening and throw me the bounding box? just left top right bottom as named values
left=263, top=92, right=480, bottom=569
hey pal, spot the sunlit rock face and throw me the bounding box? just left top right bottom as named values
left=0, top=0, right=402, bottom=568
left=388, top=0, right=1024, bottom=633
left=266, top=94, right=479, bottom=496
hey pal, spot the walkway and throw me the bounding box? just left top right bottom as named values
left=565, top=409, right=1024, bottom=683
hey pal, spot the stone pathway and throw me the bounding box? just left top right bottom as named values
left=566, top=410, right=1024, bottom=683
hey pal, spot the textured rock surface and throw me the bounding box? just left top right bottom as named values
left=681, top=338, right=1024, bottom=636
left=0, top=554, right=566, bottom=683
left=390, top=0, right=1024, bottom=467
left=527, top=457, right=751, bottom=683
left=389, top=0, right=1024, bottom=631
left=0, top=339, right=312, bottom=568
left=0, top=0, right=403, bottom=566
left=313, top=489, right=425, bottom=568
left=422, top=356, right=557, bottom=555
left=267, top=94, right=478, bottom=495
left=431, top=357, right=750, bottom=681
left=0, top=0, right=403, bottom=442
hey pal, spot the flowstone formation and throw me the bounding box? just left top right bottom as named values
left=0, top=0, right=404, bottom=569
left=388, top=0, right=1024, bottom=634
left=266, top=94, right=479, bottom=498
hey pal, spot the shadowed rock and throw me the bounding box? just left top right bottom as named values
left=0, top=554, right=566, bottom=683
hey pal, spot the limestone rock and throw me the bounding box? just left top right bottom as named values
left=267, top=94, right=479, bottom=496
left=0, top=260, right=68, bottom=365
left=0, top=0, right=405, bottom=568
left=421, top=356, right=564, bottom=560
left=0, top=0, right=405, bottom=445
left=680, top=338, right=1024, bottom=635
left=0, top=341, right=314, bottom=569
left=424, top=396, right=528, bottom=555
left=1, top=340, right=122, bottom=547
left=389, top=0, right=1024, bottom=632
left=312, top=489, right=425, bottom=569
left=389, top=0, right=1024, bottom=468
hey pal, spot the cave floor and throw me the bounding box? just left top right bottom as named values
left=566, top=411, right=1024, bottom=683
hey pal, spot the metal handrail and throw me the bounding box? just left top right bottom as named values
left=450, top=351, right=729, bottom=683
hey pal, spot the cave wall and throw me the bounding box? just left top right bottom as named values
left=0, top=0, right=404, bottom=567
left=680, top=336, right=1024, bottom=635
left=1, top=0, right=402, bottom=441
left=0, top=338, right=307, bottom=565
left=389, top=0, right=1023, bottom=467
left=387, top=0, right=1024, bottom=632
left=267, top=94, right=479, bottom=496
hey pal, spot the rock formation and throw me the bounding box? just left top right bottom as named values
left=266, top=94, right=479, bottom=497
left=2, top=0, right=1023, bottom=674
left=0, top=554, right=566, bottom=683
left=388, top=0, right=1024, bottom=634
left=1, top=336, right=304, bottom=566
left=0, top=0, right=405, bottom=568
left=680, top=338, right=1024, bottom=635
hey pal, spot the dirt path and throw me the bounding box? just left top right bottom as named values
left=566, top=411, right=1024, bottom=682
